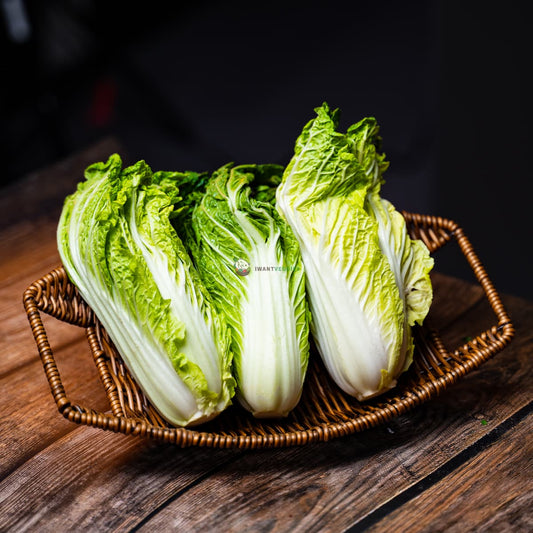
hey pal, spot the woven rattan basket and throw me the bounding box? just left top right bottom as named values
left=24, top=213, right=514, bottom=448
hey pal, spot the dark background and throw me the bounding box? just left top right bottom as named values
left=1, top=0, right=530, bottom=298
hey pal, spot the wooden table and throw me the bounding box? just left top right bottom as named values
left=1, top=140, right=531, bottom=532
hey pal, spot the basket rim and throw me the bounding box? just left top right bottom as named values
left=23, top=212, right=515, bottom=449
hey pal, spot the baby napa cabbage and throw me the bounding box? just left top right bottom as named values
left=176, top=164, right=310, bottom=418
left=276, top=104, right=433, bottom=401
left=57, top=154, right=234, bottom=426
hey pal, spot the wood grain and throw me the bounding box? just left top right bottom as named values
left=0, top=337, right=109, bottom=479
left=0, top=427, right=242, bottom=533
left=133, top=311, right=531, bottom=533
left=0, top=218, right=61, bottom=373
left=366, top=413, right=533, bottom=533
left=1, top=292, right=522, bottom=533
left=132, top=338, right=531, bottom=532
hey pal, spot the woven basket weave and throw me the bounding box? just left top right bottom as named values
left=23, top=213, right=514, bottom=448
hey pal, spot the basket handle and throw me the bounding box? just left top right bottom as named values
left=450, top=224, right=514, bottom=356
left=23, top=285, right=73, bottom=413
left=403, top=212, right=514, bottom=334
left=453, top=224, right=513, bottom=332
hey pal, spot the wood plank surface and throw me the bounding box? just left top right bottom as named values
left=0, top=217, right=63, bottom=374
left=366, top=412, right=533, bottom=533
left=0, top=338, right=110, bottom=479
left=0, top=289, right=529, bottom=532
left=0, top=427, right=242, bottom=533
left=132, top=294, right=532, bottom=533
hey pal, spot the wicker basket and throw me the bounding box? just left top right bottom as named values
left=23, top=213, right=514, bottom=449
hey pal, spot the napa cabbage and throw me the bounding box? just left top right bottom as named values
left=276, top=104, right=433, bottom=400
left=180, top=163, right=310, bottom=417
left=57, top=154, right=234, bottom=426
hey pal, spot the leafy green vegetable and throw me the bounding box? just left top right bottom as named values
left=276, top=103, right=433, bottom=400
left=57, top=154, right=234, bottom=426
left=179, top=163, right=310, bottom=417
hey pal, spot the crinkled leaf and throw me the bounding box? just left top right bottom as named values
left=57, top=155, right=234, bottom=426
